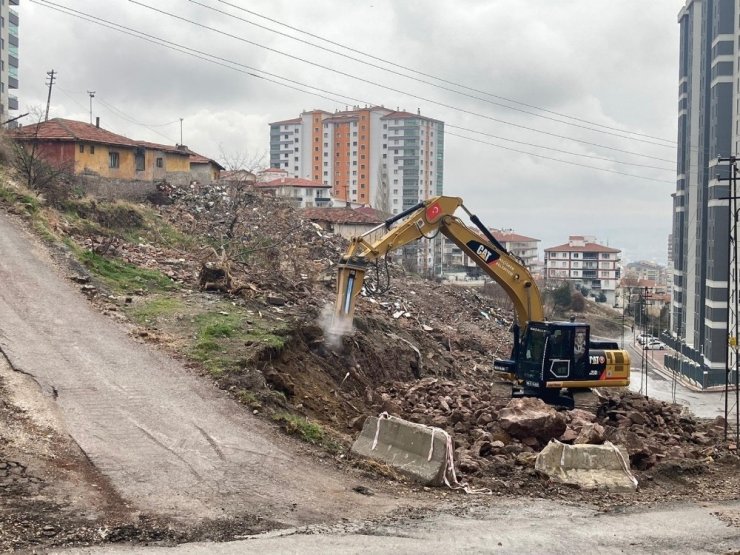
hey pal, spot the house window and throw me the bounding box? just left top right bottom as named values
left=90, top=145, right=95, bottom=154
left=156, top=157, right=163, bottom=168
left=109, top=152, right=120, bottom=169
left=135, top=148, right=145, bottom=171
left=79, top=144, right=84, bottom=153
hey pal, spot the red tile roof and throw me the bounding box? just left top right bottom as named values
left=11, top=118, right=136, bottom=147
left=183, top=148, right=225, bottom=170
left=135, top=140, right=187, bottom=155
left=301, top=207, right=383, bottom=225
left=491, top=230, right=539, bottom=243
left=355, top=206, right=392, bottom=220
left=257, top=177, right=330, bottom=189
left=545, top=242, right=620, bottom=254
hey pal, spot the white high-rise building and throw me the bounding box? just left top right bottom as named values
left=0, top=0, right=19, bottom=124
left=269, top=106, right=445, bottom=274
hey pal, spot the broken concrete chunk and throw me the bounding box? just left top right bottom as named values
left=535, top=440, right=638, bottom=492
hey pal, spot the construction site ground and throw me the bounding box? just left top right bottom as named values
left=0, top=178, right=738, bottom=552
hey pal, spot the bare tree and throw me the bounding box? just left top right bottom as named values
left=9, top=108, right=73, bottom=205
left=218, top=144, right=267, bottom=173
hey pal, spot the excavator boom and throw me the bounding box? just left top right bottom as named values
left=334, top=196, right=543, bottom=331
left=333, top=195, right=629, bottom=405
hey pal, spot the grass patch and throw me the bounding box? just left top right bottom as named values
left=237, top=389, right=261, bottom=409
left=188, top=309, right=289, bottom=378
left=273, top=412, right=325, bottom=443
left=273, top=412, right=342, bottom=453
left=0, top=182, right=42, bottom=216
left=79, top=250, right=177, bottom=293
left=128, top=295, right=185, bottom=325
left=63, top=198, right=145, bottom=231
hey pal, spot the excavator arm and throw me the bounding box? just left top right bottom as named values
left=334, top=196, right=543, bottom=331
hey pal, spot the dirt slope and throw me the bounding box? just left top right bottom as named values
left=0, top=211, right=422, bottom=550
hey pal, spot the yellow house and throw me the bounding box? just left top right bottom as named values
left=11, top=118, right=205, bottom=186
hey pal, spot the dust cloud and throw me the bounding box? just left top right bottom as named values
left=320, top=303, right=353, bottom=349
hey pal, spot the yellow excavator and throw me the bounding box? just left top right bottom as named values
left=333, top=196, right=630, bottom=407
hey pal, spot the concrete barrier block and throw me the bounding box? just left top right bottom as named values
left=351, top=415, right=448, bottom=486
left=535, top=440, right=638, bottom=492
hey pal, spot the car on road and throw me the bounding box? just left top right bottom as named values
left=645, top=340, right=666, bottom=350
left=637, top=334, right=656, bottom=345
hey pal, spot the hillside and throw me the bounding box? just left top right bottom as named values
left=0, top=176, right=737, bottom=550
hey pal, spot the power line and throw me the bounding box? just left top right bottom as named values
left=185, top=0, right=676, bottom=147
left=33, top=0, right=673, bottom=183
left=130, top=0, right=677, bottom=154
left=446, top=124, right=674, bottom=169
left=445, top=131, right=674, bottom=184
left=211, top=0, right=677, bottom=145
left=33, top=0, right=360, bottom=109
left=95, top=97, right=178, bottom=143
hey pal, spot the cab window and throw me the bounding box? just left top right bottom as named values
left=524, top=328, right=547, bottom=363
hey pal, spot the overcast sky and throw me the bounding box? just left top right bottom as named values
left=19, top=0, right=682, bottom=263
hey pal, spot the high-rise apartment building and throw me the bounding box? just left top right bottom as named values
left=0, top=0, right=19, bottom=124
left=671, top=0, right=733, bottom=373
left=544, top=236, right=621, bottom=305
left=269, top=106, right=444, bottom=215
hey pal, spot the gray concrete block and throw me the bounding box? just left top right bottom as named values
left=351, top=416, right=448, bottom=486
left=535, top=440, right=638, bottom=492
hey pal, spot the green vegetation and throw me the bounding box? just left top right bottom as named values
left=0, top=184, right=41, bottom=215
left=237, top=389, right=261, bottom=409
left=273, top=412, right=342, bottom=453
left=79, top=250, right=177, bottom=293
left=63, top=198, right=145, bottom=231
left=273, top=412, right=324, bottom=443
left=189, top=309, right=288, bottom=377
left=128, top=295, right=185, bottom=325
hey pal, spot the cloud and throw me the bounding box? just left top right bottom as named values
left=18, top=0, right=679, bottom=262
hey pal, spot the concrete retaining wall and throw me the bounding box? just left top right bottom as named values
left=351, top=415, right=448, bottom=486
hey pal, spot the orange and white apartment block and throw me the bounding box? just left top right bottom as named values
left=269, top=106, right=444, bottom=215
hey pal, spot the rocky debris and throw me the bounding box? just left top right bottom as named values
left=498, top=398, right=567, bottom=442
left=22, top=178, right=738, bottom=519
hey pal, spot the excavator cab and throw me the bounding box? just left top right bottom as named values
left=496, top=321, right=630, bottom=407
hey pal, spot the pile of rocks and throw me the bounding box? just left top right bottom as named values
left=374, top=378, right=734, bottom=479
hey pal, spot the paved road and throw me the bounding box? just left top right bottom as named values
left=0, top=213, right=402, bottom=524
left=626, top=340, right=728, bottom=419
left=57, top=498, right=740, bottom=554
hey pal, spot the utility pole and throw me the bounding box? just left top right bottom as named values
left=87, top=91, right=95, bottom=124
left=44, top=69, right=56, bottom=122
left=179, top=117, right=183, bottom=146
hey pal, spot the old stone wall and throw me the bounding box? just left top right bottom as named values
left=76, top=174, right=158, bottom=202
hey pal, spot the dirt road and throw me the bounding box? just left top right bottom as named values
left=55, top=499, right=740, bottom=554
left=0, top=212, right=408, bottom=526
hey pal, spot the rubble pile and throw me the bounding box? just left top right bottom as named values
left=374, top=378, right=736, bottom=486
left=55, top=183, right=738, bottom=500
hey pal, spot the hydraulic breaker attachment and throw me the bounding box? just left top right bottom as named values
left=333, top=258, right=367, bottom=332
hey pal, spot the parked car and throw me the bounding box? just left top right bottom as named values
left=638, top=335, right=655, bottom=345
left=645, top=340, right=666, bottom=350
